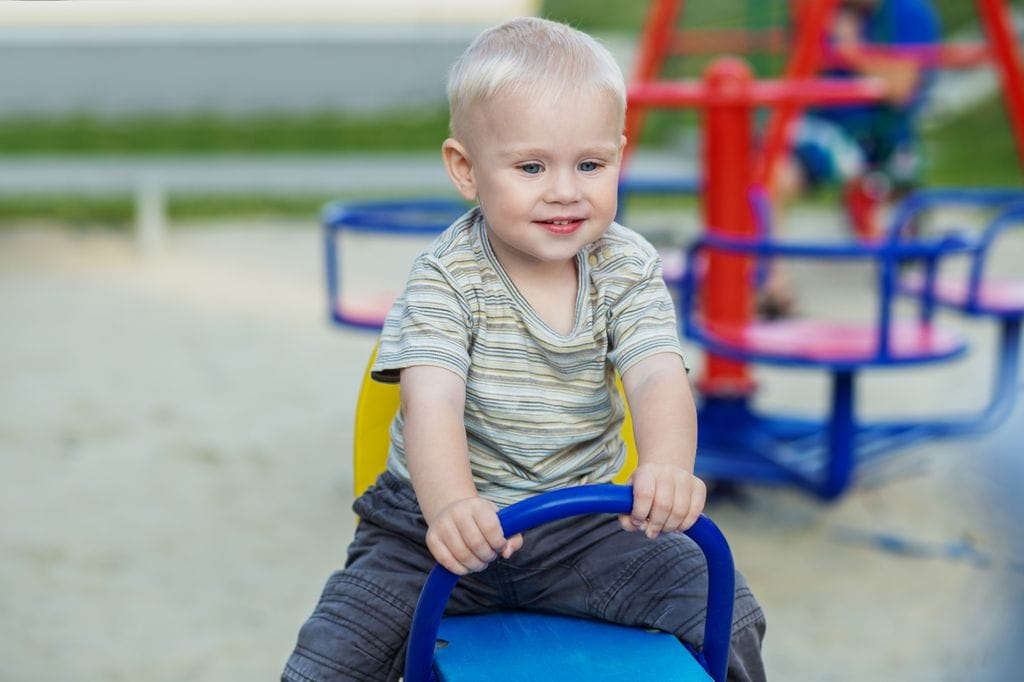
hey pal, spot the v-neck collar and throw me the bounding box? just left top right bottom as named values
left=475, top=215, right=591, bottom=342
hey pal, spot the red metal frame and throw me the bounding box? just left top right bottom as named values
left=625, top=0, right=1024, bottom=396
left=698, top=59, right=758, bottom=396
left=630, top=70, right=882, bottom=396
left=668, top=28, right=787, bottom=57
left=627, top=0, right=1024, bottom=186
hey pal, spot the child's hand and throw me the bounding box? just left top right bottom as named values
left=425, top=497, right=524, bottom=575
left=619, top=463, right=707, bottom=539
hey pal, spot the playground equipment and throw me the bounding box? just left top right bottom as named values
left=322, top=198, right=465, bottom=330
left=894, top=188, right=1024, bottom=325
left=405, top=487, right=733, bottom=681
left=612, top=0, right=1024, bottom=498
left=352, top=350, right=736, bottom=682
left=626, top=0, right=1024, bottom=183
left=893, top=188, right=1024, bottom=435
left=623, top=53, right=1024, bottom=499
left=623, top=0, right=1024, bottom=239
left=679, top=190, right=1023, bottom=498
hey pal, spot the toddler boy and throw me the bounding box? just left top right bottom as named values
left=283, top=17, right=766, bottom=681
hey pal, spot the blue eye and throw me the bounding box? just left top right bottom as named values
left=519, top=163, right=543, bottom=175
left=579, top=161, right=601, bottom=172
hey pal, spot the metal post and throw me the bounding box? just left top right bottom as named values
left=134, top=176, right=166, bottom=256
left=698, top=58, right=757, bottom=397
left=823, top=369, right=855, bottom=499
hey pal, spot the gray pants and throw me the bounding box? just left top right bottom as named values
left=283, top=473, right=766, bottom=682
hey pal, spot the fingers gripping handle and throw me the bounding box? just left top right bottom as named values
left=404, top=483, right=735, bottom=682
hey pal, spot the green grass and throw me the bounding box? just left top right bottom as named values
left=541, top=0, right=648, bottom=32
left=542, top=0, right=980, bottom=36
left=0, top=195, right=138, bottom=229
left=542, top=0, right=785, bottom=34
left=0, top=191, right=456, bottom=231
left=0, top=194, right=321, bottom=230
left=924, top=96, right=1024, bottom=187
left=0, top=109, right=450, bottom=156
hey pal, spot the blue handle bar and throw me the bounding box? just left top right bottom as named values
left=404, top=483, right=735, bottom=682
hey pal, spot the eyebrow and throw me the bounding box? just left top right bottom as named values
left=500, top=145, right=619, bottom=160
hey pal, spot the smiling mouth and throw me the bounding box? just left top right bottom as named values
left=537, top=218, right=584, bottom=234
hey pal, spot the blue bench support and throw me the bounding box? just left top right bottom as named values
left=404, top=485, right=734, bottom=682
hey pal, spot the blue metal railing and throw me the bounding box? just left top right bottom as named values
left=322, top=198, right=467, bottom=330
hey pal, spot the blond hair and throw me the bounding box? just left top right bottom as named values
left=446, top=17, right=626, bottom=139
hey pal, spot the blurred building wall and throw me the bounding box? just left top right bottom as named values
left=0, top=0, right=541, bottom=117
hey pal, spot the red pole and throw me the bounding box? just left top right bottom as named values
left=698, top=58, right=757, bottom=398
left=976, top=0, right=1024, bottom=175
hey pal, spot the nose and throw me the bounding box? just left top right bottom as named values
left=543, top=166, right=583, bottom=204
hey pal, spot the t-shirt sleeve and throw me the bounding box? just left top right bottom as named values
left=606, top=254, right=686, bottom=375
left=370, top=256, right=473, bottom=384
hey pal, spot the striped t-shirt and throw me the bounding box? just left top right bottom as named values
left=371, top=208, right=684, bottom=506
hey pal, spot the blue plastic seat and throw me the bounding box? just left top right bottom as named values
left=432, top=610, right=711, bottom=682
left=402, top=485, right=734, bottom=682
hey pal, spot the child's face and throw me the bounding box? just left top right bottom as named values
left=445, top=86, right=624, bottom=274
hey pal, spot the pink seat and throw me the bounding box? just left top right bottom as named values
left=901, top=272, right=1024, bottom=315
left=659, top=249, right=687, bottom=285
left=334, top=292, right=398, bottom=328
left=701, top=318, right=966, bottom=367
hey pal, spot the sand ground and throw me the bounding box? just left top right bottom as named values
left=1, top=210, right=1022, bottom=681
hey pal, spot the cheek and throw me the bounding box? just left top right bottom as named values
left=594, top=177, right=621, bottom=211
left=483, top=179, right=533, bottom=211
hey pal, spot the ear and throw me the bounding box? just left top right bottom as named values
left=618, top=134, right=628, bottom=159
left=442, top=138, right=478, bottom=201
